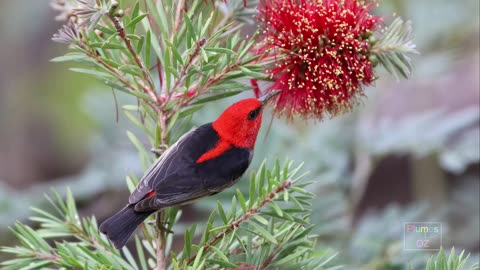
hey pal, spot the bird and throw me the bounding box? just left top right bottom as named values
left=99, top=91, right=281, bottom=249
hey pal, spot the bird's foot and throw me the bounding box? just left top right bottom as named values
left=147, top=220, right=174, bottom=234
left=150, top=144, right=168, bottom=156
left=158, top=224, right=174, bottom=234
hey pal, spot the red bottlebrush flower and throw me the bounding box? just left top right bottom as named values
left=250, top=79, right=261, bottom=98
left=257, top=0, right=382, bottom=119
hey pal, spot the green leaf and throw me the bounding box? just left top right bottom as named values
left=179, top=105, right=203, bottom=119
left=191, top=246, right=204, bottom=269
left=136, top=35, right=145, bottom=54
left=165, top=39, right=184, bottom=66
left=50, top=53, right=87, bottom=62
left=206, top=259, right=238, bottom=269
left=145, top=0, right=169, bottom=39
left=95, top=24, right=116, bottom=35
left=217, top=201, right=228, bottom=224
left=91, top=42, right=125, bottom=50
left=70, top=68, right=113, bottom=78
left=119, top=65, right=143, bottom=77
left=131, top=2, right=140, bottom=21
left=134, top=237, right=147, bottom=270
left=145, top=30, right=151, bottom=69
left=371, top=17, right=418, bottom=79
left=124, top=110, right=155, bottom=139
left=190, top=91, right=242, bottom=105
left=236, top=189, right=247, bottom=213
left=104, top=81, right=155, bottom=102
left=184, top=13, right=197, bottom=43
left=126, top=14, right=148, bottom=30
left=243, top=222, right=278, bottom=244
left=249, top=171, right=256, bottom=208
left=126, top=131, right=150, bottom=163
left=275, top=248, right=308, bottom=265
left=204, top=47, right=236, bottom=55
left=436, top=247, right=447, bottom=270
left=270, top=202, right=283, bottom=218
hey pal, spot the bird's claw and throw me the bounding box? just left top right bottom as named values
left=147, top=220, right=174, bottom=234
left=157, top=223, right=173, bottom=234
left=150, top=144, right=168, bottom=156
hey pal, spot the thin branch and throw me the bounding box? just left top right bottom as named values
left=152, top=121, right=169, bottom=270
left=168, top=37, right=206, bottom=102
left=173, top=60, right=241, bottom=113
left=108, top=14, right=160, bottom=104
left=155, top=212, right=167, bottom=270
left=79, top=44, right=137, bottom=92
left=185, top=180, right=292, bottom=266
left=171, top=0, right=185, bottom=42
left=34, top=252, right=61, bottom=263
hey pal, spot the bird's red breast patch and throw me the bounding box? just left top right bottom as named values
left=196, top=140, right=232, bottom=163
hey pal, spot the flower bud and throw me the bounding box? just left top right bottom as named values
left=115, top=9, right=124, bottom=18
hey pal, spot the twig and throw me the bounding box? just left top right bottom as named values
left=171, top=0, right=185, bottom=42
left=34, top=252, right=61, bottom=263
left=66, top=221, right=115, bottom=255
left=167, top=37, right=206, bottom=104
left=153, top=119, right=169, bottom=270
left=155, top=212, right=167, bottom=270
left=108, top=14, right=160, bottom=104
left=185, top=180, right=292, bottom=266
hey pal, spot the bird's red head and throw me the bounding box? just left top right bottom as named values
left=212, top=91, right=281, bottom=149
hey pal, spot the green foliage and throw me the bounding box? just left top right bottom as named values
left=2, top=0, right=476, bottom=269
left=371, top=17, right=418, bottom=79
left=409, top=247, right=479, bottom=270
left=1, top=189, right=134, bottom=270
left=1, top=159, right=340, bottom=270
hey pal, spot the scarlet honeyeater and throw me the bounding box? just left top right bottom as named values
left=100, top=91, right=281, bottom=248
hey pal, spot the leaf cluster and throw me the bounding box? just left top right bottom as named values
left=371, top=17, right=419, bottom=79
left=410, top=247, right=479, bottom=270
left=1, top=159, right=340, bottom=270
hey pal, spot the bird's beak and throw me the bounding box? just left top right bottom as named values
left=259, top=90, right=282, bottom=106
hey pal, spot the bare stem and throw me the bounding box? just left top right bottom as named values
left=34, top=252, right=61, bottom=263
left=153, top=116, right=169, bottom=270
left=185, top=180, right=292, bottom=266
left=155, top=212, right=167, bottom=270
left=171, top=0, right=185, bottom=42
left=167, top=37, right=206, bottom=103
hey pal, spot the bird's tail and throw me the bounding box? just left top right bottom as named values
left=99, top=205, right=153, bottom=249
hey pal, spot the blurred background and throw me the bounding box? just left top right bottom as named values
left=0, top=0, right=478, bottom=268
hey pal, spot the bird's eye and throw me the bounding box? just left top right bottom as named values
left=248, top=108, right=261, bottom=120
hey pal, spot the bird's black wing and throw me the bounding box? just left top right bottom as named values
left=133, top=144, right=252, bottom=212
left=128, top=123, right=218, bottom=205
